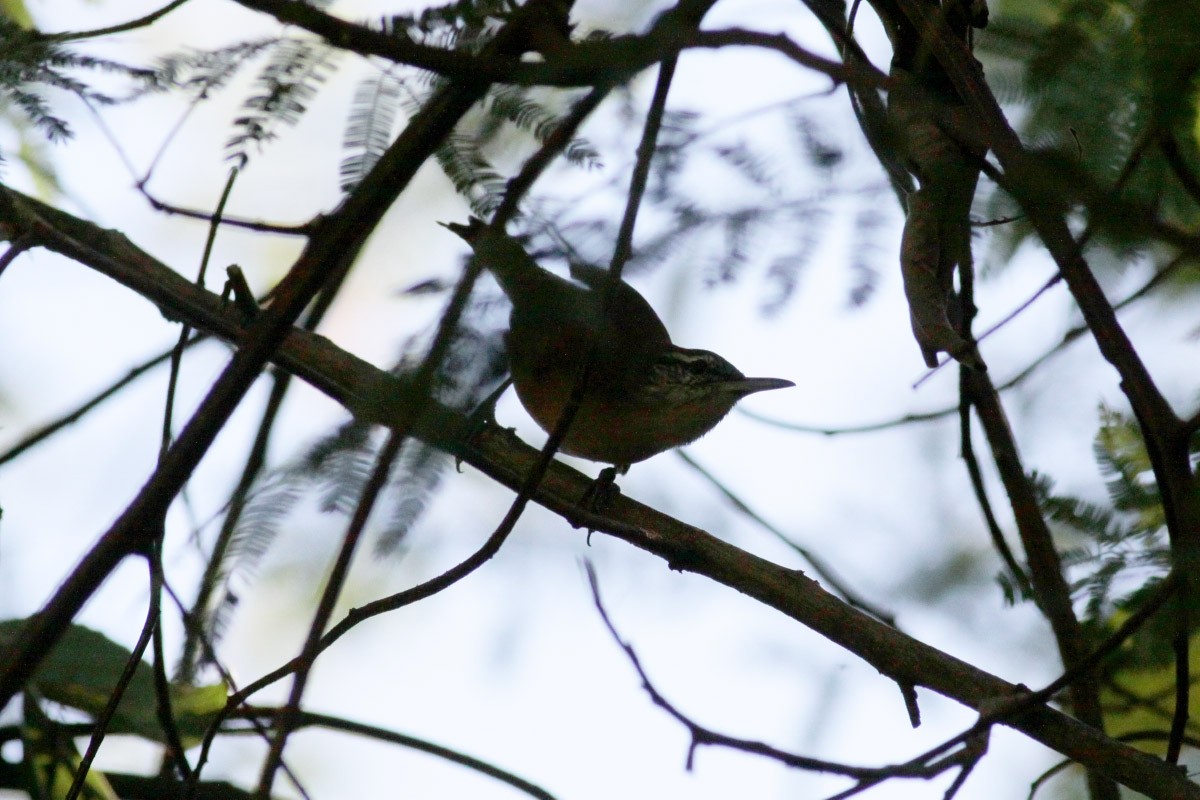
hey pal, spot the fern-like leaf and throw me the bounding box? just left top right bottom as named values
left=226, top=37, right=340, bottom=168
left=205, top=473, right=307, bottom=644
left=375, top=322, right=507, bottom=552
left=142, top=39, right=278, bottom=100
left=436, top=131, right=507, bottom=216
left=340, top=73, right=403, bottom=192
left=0, top=18, right=157, bottom=147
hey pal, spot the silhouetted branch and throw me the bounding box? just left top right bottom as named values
left=585, top=563, right=885, bottom=779
left=0, top=332, right=209, bottom=469
left=0, top=181, right=1194, bottom=797
left=237, top=707, right=558, bottom=800
left=233, top=0, right=884, bottom=90
left=957, top=388, right=1032, bottom=598
left=39, top=0, right=192, bottom=42
left=677, top=450, right=895, bottom=624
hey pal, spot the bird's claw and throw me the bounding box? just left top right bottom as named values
left=578, top=464, right=628, bottom=517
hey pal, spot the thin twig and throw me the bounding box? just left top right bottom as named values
left=254, top=432, right=401, bottom=797
left=141, top=193, right=312, bottom=236
left=755, top=243, right=1191, bottom=438
left=677, top=450, right=895, bottom=625
left=738, top=405, right=958, bottom=435
left=848, top=575, right=1180, bottom=800
left=958, top=377, right=1032, bottom=597
left=1167, top=601, right=1190, bottom=763
left=238, top=707, right=558, bottom=800
left=75, top=87, right=309, bottom=237
left=0, top=235, right=32, bottom=281
left=585, top=563, right=885, bottom=780
left=64, top=556, right=160, bottom=800
left=160, top=580, right=310, bottom=797
left=0, top=332, right=211, bottom=469
left=610, top=54, right=677, bottom=277
left=40, top=0, right=191, bottom=41
left=161, top=168, right=238, bottom=458
left=148, top=543, right=193, bottom=780
left=972, top=214, right=1022, bottom=227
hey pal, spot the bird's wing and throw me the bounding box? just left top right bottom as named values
left=568, top=262, right=671, bottom=349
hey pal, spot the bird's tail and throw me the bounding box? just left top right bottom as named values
left=440, top=217, right=560, bottom=303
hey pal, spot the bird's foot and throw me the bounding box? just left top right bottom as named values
left=579, top=464, right=628, bottom=517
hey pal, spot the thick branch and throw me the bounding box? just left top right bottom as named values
left=0, top=0, right=561, bottom=710
left=232, top=0, right=881, bottom=89
left=890, top=0, right=1200, bottom=619
left=964, top=370, right=1106, bottom=728
left=4, top=184, right=1196, bottom=799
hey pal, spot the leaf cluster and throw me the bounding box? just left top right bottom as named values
left=201, top=319, right=508, bottom=650
left=977, top=0, right=1200, bottom=263
left=0, top=620, right=226, bottom=799
left=0, top=18, right=156, bottom=153
left=1031, top=406, right=1193, bottom=659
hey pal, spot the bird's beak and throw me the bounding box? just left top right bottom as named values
left=727, top=377, right=794, bottom=395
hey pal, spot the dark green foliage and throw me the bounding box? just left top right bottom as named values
left=1140, top=0, right=1200, bottom=132
left=1031, top=407, right=1179, bottom=630
left=0, top=620, right=223, bottom=742
left=977, top=0, right=1200, bottom=263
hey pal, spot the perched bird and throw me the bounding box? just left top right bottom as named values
left=443, top=218, right=793, bottom=470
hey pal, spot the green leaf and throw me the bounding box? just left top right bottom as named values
left=1101, top=625, right=1200, bottom=755
left=0, top=619, right=226, bottom=745
left=22, top=694, right=119, bottom=800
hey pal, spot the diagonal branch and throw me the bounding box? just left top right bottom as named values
left=232, top=0, right=882, bottom=90
left=3, top=184, right=1196, bottom=799
left=0, top=0, right=565, bottom=712
left=883, top=0, right=1199, bottom=558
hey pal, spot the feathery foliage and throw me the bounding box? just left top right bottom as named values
left=0, top=17, right=156, bottom=152
left=340, top=73, right=404, bottom=192
left=1031, top=406, right=1179, bottom=630
left=226, top=37, right=340, bottom=168
left=202, top=312, right=508, bottom=643
left=142, top=39, right=279, bottom=101
left=976, top=0, right=1200, bottom=267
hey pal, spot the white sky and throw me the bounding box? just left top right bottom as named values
left=2, top=1, right=1196, bottom=798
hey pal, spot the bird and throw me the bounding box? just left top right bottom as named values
left=443, top=217, right=794, bottom=473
